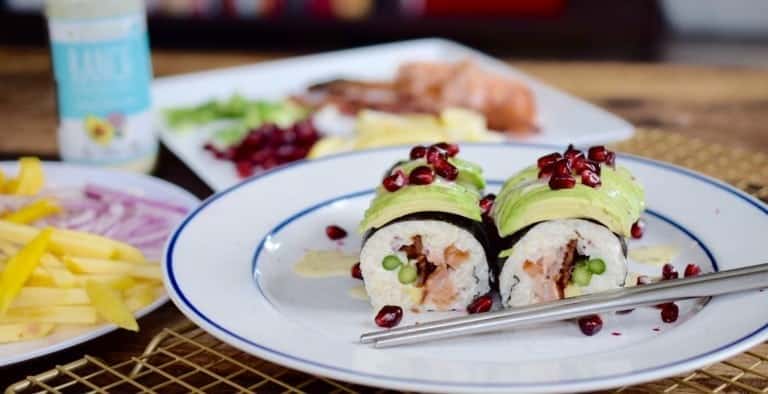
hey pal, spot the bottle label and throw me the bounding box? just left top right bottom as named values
left=49, top=14, right=156, bottom=166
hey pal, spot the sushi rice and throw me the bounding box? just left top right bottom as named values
left=499, top=219, right=627, bottom=308
left=360, top=219, right=490, bottom=312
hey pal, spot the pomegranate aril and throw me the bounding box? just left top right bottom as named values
left=467, top=294, right=493, bottom=314
left=276, top=145, right=300, bottom=160
left=578, top=314, right=603, bottom=336
left=581, top=170, right=602, bottom=188
left=571, top=156, right=587, bottom=173
left=631, top=220, right=645, bottom=239
left=538, top=166, right=553, bottom=179
left=409, top=166, right=435, bottom=185
left=262, top=126, right=283, bottom=146
left=537, top=152, right=562, bottom=169
left=552, top=159, right=571, bottom=177
left=288, top=147, right=309, bottom=161
left=563, top=144, right=584, bottom=167
left=660, top=303, right=679, bottom=323
left=212, top=149, right=228, bottom=160
left=662, top=263, right=679, bottom=280
left=281, top=128, right=297, bottom=144
left=261, top=157, right=279, bottom=170
left=636, top=275, right=652, bottom=286
left=243, top=131, right=266, bottom=147
left=426, top=146, right=445, bottom=165
left=382, top=170, right=407, bottom=192
left=375, top=305, right=403, bottom=328
left=235, top=161, right=254, bottom=178
left=410, top=145, right=427, bottom=159
left=434, top=160, right=459, bottom=181
left=573, top=157, right=601, bottom=175
left=205, top=119, right=317, bottom=177
left=295, top=121, right=319, bottom=145
left=479, top=194, right=496, bottom=215
left=325, top=225, right=347, bottom=240
left=588, top=145, right=609, bottom=162
left=350, top=262, right=363, bottom=280
left=216, top=147, right=237, bottom=160
left=605, top=151, right=616, bottom=167
left=433, top=142, right=460, bottom=157
left=549, top=175, right=576, bottom=190
left=684, top=264, right=701, bottom=277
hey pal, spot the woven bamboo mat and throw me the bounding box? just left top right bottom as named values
left=6, top=129, right=768, bottom=394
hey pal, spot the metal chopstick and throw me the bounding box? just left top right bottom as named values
left=361, top=262, right=768, bottom=348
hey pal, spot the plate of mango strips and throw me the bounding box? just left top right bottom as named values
left=0, top=158, right=199, bottom=366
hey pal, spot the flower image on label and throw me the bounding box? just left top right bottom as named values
left=49, top=13, right=156, bottom=169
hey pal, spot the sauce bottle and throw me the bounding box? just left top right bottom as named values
left=46, top=0, right=157, bottom=173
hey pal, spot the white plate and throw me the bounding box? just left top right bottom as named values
left=154, top=38, right=633, bottom=192
left=164, top=143, right=768, bottom=393
left=0, top=162, right=200, bottom=367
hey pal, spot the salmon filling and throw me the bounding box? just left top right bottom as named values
left=399, top=235, right=470, bottom=309
left=522, top=239, right=579, bottom=303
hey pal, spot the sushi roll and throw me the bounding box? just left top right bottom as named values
left=491, top=145, right=645, bottom=308
left=359, top=143, right=492, bottom=314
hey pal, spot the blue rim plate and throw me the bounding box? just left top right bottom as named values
left=163, top=143, right=768, bottom=393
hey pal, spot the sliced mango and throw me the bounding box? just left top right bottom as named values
left=0, top=228, right=52, bottom=314
left=7, top=157, right=44, bottom=196
left=57, top=228, right=145, bottom=263
left=12, top=287, right=89, bottom=307
left=63, top=257, right=161, bottom=280
left=72, top=274, right=135, bottom=290
left=124, top=283, right=161, bottom=312
left=3, top=199, right=61, bottom=224
left=85, top=280, right=138, bottom=331
left=0, top=305, right=97, bottom=324
left=0, top=221, right=114, bottom=259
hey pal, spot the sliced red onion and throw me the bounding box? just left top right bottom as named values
left=62, top=209, right=98, bottom=229
left=84, top=184, right=189, bottom=214
left=133, top=238, right=167, bottom=249
left=9, top=183, right=190, bottom=260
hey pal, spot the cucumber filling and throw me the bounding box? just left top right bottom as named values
left=382, top=255, right=403, bottom=270
left=571, top=258, right=607, bottom=287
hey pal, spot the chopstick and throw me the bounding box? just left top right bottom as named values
left=361, top=262, right=768, bottom=348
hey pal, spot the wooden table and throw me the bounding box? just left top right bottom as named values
left=1, top=46, right=767, bottom=390
left=2, top=46, right=768, bottom=155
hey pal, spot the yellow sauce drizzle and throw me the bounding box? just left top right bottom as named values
left=629, top=245, right=680, bottom=266
left=347, top=285, right=369, bottom=301
left=292, top=250, right=358, bottom=278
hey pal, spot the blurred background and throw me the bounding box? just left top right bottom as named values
left=2, top=0, right=768, bottom=65
left=0, top=0, right=766, bottom=161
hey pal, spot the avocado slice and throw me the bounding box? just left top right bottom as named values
left=391, top=157, right=485, bottom=191
left=449, top=157, right=486, bottom=190
left=359, top=184, right=482, bottom=233
left=493, top=165, right=645, bottom=237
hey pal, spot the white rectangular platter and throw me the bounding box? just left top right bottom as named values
left=153, top=38, right=633, bottom=191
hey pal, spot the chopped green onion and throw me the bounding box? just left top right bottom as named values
left=382, top=255, right=402, bottom=271
left=587, top=258, right=606, bottom=275
left=398, top=265, right=418, bottom=284
left=163, top=95, right=309, bottom=142
left=571, top=263, right=592, bottom=287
